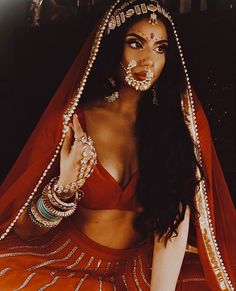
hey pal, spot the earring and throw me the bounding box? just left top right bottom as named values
left=105, top=91, right=119, bottom=103
left=152, top=86, right=158, bottom=106
left=105, top=77, right=119, bottom=103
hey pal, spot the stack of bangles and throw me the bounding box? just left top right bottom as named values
left=28, top=134, right=97, bottom=228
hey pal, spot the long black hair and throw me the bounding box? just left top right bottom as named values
left=81, top=0, right=201, bottom=243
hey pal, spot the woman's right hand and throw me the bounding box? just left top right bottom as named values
left=57, top=113, right=94, bottom=187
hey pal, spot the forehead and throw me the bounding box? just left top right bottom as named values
left=126, top=18, right=168, bottom=39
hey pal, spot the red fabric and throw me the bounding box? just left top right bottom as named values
left=0, top=218, right=153, bottom=290
left=193, top=97, right=236, bottom=290
left=0, top=23, right=100, bottom=236
left=76, top=107, right=141, bottom=211
left=0, top=5, right=235, bottom=290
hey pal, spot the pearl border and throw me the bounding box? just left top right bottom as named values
left=0, top=2, right=234, bottom=290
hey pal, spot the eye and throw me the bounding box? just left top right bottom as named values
left=154, top=44, right=168, bottom=54
left=126, top=38, right=143, bottom=49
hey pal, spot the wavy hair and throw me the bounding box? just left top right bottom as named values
left=81, top=0, right=201, bottom=243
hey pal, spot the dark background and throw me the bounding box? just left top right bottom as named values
left=0, top=0, right=235, bottom=204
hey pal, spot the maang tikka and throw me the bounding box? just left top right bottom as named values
left=105, top=77, right=119, bottom=103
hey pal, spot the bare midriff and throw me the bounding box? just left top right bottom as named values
left=71, top=206, right=143, bottom=249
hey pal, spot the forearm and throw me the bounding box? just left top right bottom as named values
left=150, top=207, right=190, bottom=291
left=13, top=206, right=51, bottom=240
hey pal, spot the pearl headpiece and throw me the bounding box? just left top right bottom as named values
left=107, top=0, right=172, bottom=34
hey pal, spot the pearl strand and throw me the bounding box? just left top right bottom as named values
left=0, top=0, right=120, bottom=242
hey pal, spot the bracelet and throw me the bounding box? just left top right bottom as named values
left=37, top=197, right=59, bottom=221
left=28, top=200, right=62, bottom=228
left=53, top=135, right=97, bottom=196
left=43, top=182, right=84, bottom=211
left=45, top=180, right=76, bottom=209
left=41, top=190, right=77, bottom=218
left=51, top=189, right=84, bottom=209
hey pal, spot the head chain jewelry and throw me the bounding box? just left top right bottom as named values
left=122, top=59, right=153, bottom=91
left=107, top=1, right=172, bottom=34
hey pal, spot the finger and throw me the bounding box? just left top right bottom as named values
left=69, top=122, right=75, bottom=132
left=73, top=114, right=85, bottom=138
left=61, top=125, right=73, bottom=156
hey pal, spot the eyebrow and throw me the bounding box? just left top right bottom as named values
left=126, top=33, right=168, bottom=45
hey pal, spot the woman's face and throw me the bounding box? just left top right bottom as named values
left=120, top=18, right=168, bottom=88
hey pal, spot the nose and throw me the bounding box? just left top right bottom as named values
left=140, top=57, right=154, bottom=69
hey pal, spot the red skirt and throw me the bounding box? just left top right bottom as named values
left=0, top=219, right=211, bottom=290
left=0, top=219, right=152, bottom=290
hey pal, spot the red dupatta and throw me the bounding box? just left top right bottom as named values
left=0, top=1, right=235, bottom=290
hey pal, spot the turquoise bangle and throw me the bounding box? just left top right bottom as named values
left=37, top=197, right=59, bottom=221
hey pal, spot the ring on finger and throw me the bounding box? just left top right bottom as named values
left=79, top=135, right=88, bottom=144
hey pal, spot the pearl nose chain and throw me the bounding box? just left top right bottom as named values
left=121, top=59, right=154, bottom=91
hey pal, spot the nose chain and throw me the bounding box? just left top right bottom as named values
left=121, top=59, right=154, bottom=91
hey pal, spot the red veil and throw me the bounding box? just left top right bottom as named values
left=0, top=1, right=235, bottom=290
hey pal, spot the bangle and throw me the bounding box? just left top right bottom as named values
left=37, top=197, right=59, bottom=221
left=41, top=190, right=77, bottom=218
left=28, top=200, right=62, bottom=228
left=51, top=189, right=84, bottom=209
left=43, top=181, right=84, bottom=211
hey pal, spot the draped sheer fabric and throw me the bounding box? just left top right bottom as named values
left=0, top=1, right=235, bottom=290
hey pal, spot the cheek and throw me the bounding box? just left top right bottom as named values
left=122, top=47, right=140, bottom=66
left=154, top=55, right=166, bottom=77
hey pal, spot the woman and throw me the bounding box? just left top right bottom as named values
left=0, top=0, right=234, bottom=290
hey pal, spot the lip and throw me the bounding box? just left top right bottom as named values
left=134, top=72, right=148, bottom=81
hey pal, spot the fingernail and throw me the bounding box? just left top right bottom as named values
left=74, top=113, right=78, bottom=118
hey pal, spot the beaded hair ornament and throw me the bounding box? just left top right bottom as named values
left=0, top=1, right=233, bottom=289
left=107, top=0, right=172, bottom=34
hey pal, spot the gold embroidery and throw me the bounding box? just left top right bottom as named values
left=38, top=272, right=75, bottom=291
left=99, top=276, right=103, bottom=291
left=182, top=90, right=233, bottom=290
left=110, top=276, right=117, bottom=291
left=75, top=273, right=89, bottom=291
left=66, top=252, right=85, bottom=270
left=132, top=258, right=142, bottom=291
left=26, top=246, right=77, bottom=271
left=186, top=244, right=198, bottom=255
left=0, top=239, right=71, bottom=259
left=103, top=262, right=111, bottom=276
left=14, top=273, right=36, bottom=291
left=8, top=232, right=62, bottom=250
left=121, top=261, right=129, bottom=291
left=94, top=259, right=102, bottom=273
left=0, top=267, right=12, bottom=276
left=84, top=256, right=94, bottom=271
left=138, top=255, right=150, bottom=287
left=182, top=278, right=206, bottom=283
left=122, top=274, right=129, bottom=291
left=49, top=251, right=85, bottom=276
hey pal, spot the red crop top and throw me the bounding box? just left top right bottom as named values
left=76, top=107, right=142, bottom=211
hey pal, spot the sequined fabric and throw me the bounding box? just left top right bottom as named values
left=0, top=219, right=153, bottom=290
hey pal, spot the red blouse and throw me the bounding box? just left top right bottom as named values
left=77, top=108, right=142, bottom=211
